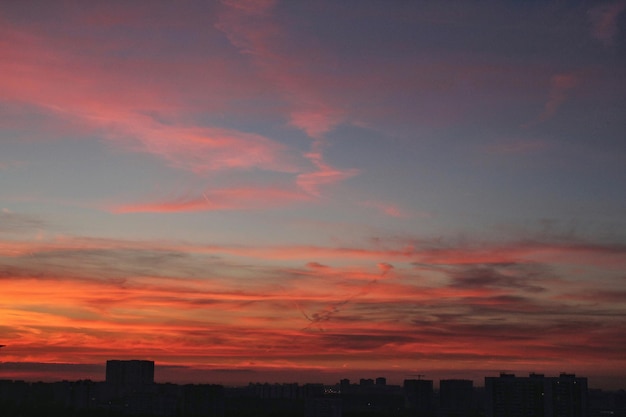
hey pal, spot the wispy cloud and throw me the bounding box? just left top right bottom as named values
left=541, top=73, right=580, bottom=120
left=0, top=232, right=624, bottom=363
left=296, top=148, right=359, bottom=196
left=485, top=139, right=549, bottom=155
left=588, top=0, right=626, bottom=46
left=0, top=209, right=45, bottom=234
left=215, top=0, right=345, bottom=138
left=215, top=1, right=359, bottom=195
left=360, top=200, right=413, bottom=218
left=112, top=186, right=309, bottom=213
left=120, top=124, right=299, bottom=174
left=520, top=72, right=583, bottom=128
left=0, top=8, right=365, bottom=202
left=1, top=230, right=624, bottom=378
left=0, top=15, right=300, bottom=183
left=0, top=160, right=25, bottom=171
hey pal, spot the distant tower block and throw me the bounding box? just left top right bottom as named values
left=485, top=372, right=588, bottom=417
left=105, top=360, right=155, bottom=396
left=440, top=379, right=474, bottom=417
left=404, top=378, right=434, bottom=413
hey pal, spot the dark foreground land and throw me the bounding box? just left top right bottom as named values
left=2, top=362, right=625, bottom=417
left=1, top=379, right=626, bottom=417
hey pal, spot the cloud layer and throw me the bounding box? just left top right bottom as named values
left=1, top=233, right=624, bottom=384
left=0, top=0, right=625, bottom=387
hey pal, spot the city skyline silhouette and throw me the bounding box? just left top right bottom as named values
left=0, top=356, right=624, bottom=392
left=2, top=359, right=623, bottom=417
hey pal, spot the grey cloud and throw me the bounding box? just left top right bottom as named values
left=318, top=332, right=417, bottom=351
left=0, top=211, right=45, bottom=234
left=448, top=264, right=547, bottom=293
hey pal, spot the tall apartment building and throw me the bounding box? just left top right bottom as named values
left=404, top=379, right=434, bottom=416
left=439, top=379, right=474, bottom=417
left=485, top=373, right=588, bottom=417
left=548, top=373, right=588, bottom=417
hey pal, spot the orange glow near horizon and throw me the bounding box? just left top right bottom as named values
left=1, top=233, right=625, bottom=386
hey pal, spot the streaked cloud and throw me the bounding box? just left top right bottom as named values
left=113, top=186, right=308, bottom=213
left=360, top=200, right=413, bottom=219
left=484, top=139, right=549, bottom=155
left=588, top=1, right=626, bottom=46
left=297, top=152, right=359, bottom=197
left=0, top=209, right=44, bottom=234
left=540, top=73, right=580, bottom=121
left=0, top=160, right=25, bottom=171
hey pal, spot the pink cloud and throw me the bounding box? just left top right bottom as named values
left=296, top=161, right=359, bottom=197
left=0, top=10, right=369, bottom=200
left=0, top=160, right=25, bottom=171
left=117, top=123, right=298, bottom=174
left=534, top=72, right=581, bottom=122
left=215, top=2, right=296, bottom=84
left=360, top=200, right=413, bottom=218
left=588, top=0, right=626, bottom=46
left=521, top=71, right=581, bottom=128
left=216, top=1, right=359, bottom=195
left=485, top=139, right=549, bottom=155
left=112, top=186, right=309, bottom=213
left=221, top=0, right=277, bottom=16
left=288, top=108, right=345, bottom=139
left=0, top=17, right=298, bottom=176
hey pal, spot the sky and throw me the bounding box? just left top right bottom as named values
left=1, top=0, right=625, bottom=389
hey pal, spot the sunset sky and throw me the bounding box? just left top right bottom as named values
left=1, top=1, right=625, bottom=389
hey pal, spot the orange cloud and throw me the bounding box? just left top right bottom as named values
left=1, top=219, right=625, bottom=381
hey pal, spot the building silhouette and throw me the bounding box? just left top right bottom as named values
left=548, top=373, right=588, bottom=417
left=485, top=373, right=588, bottom=417
left=0, top=365, right=606, bottom=417
left=440, top=379, right=474, bottom=417
left=404, top=378, right=434, bottom=416
left=337, top=377, right=403, bottom=414
left=106, top=359, right=155, bottom=397
left=305, top=397, right=342, bottom=417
